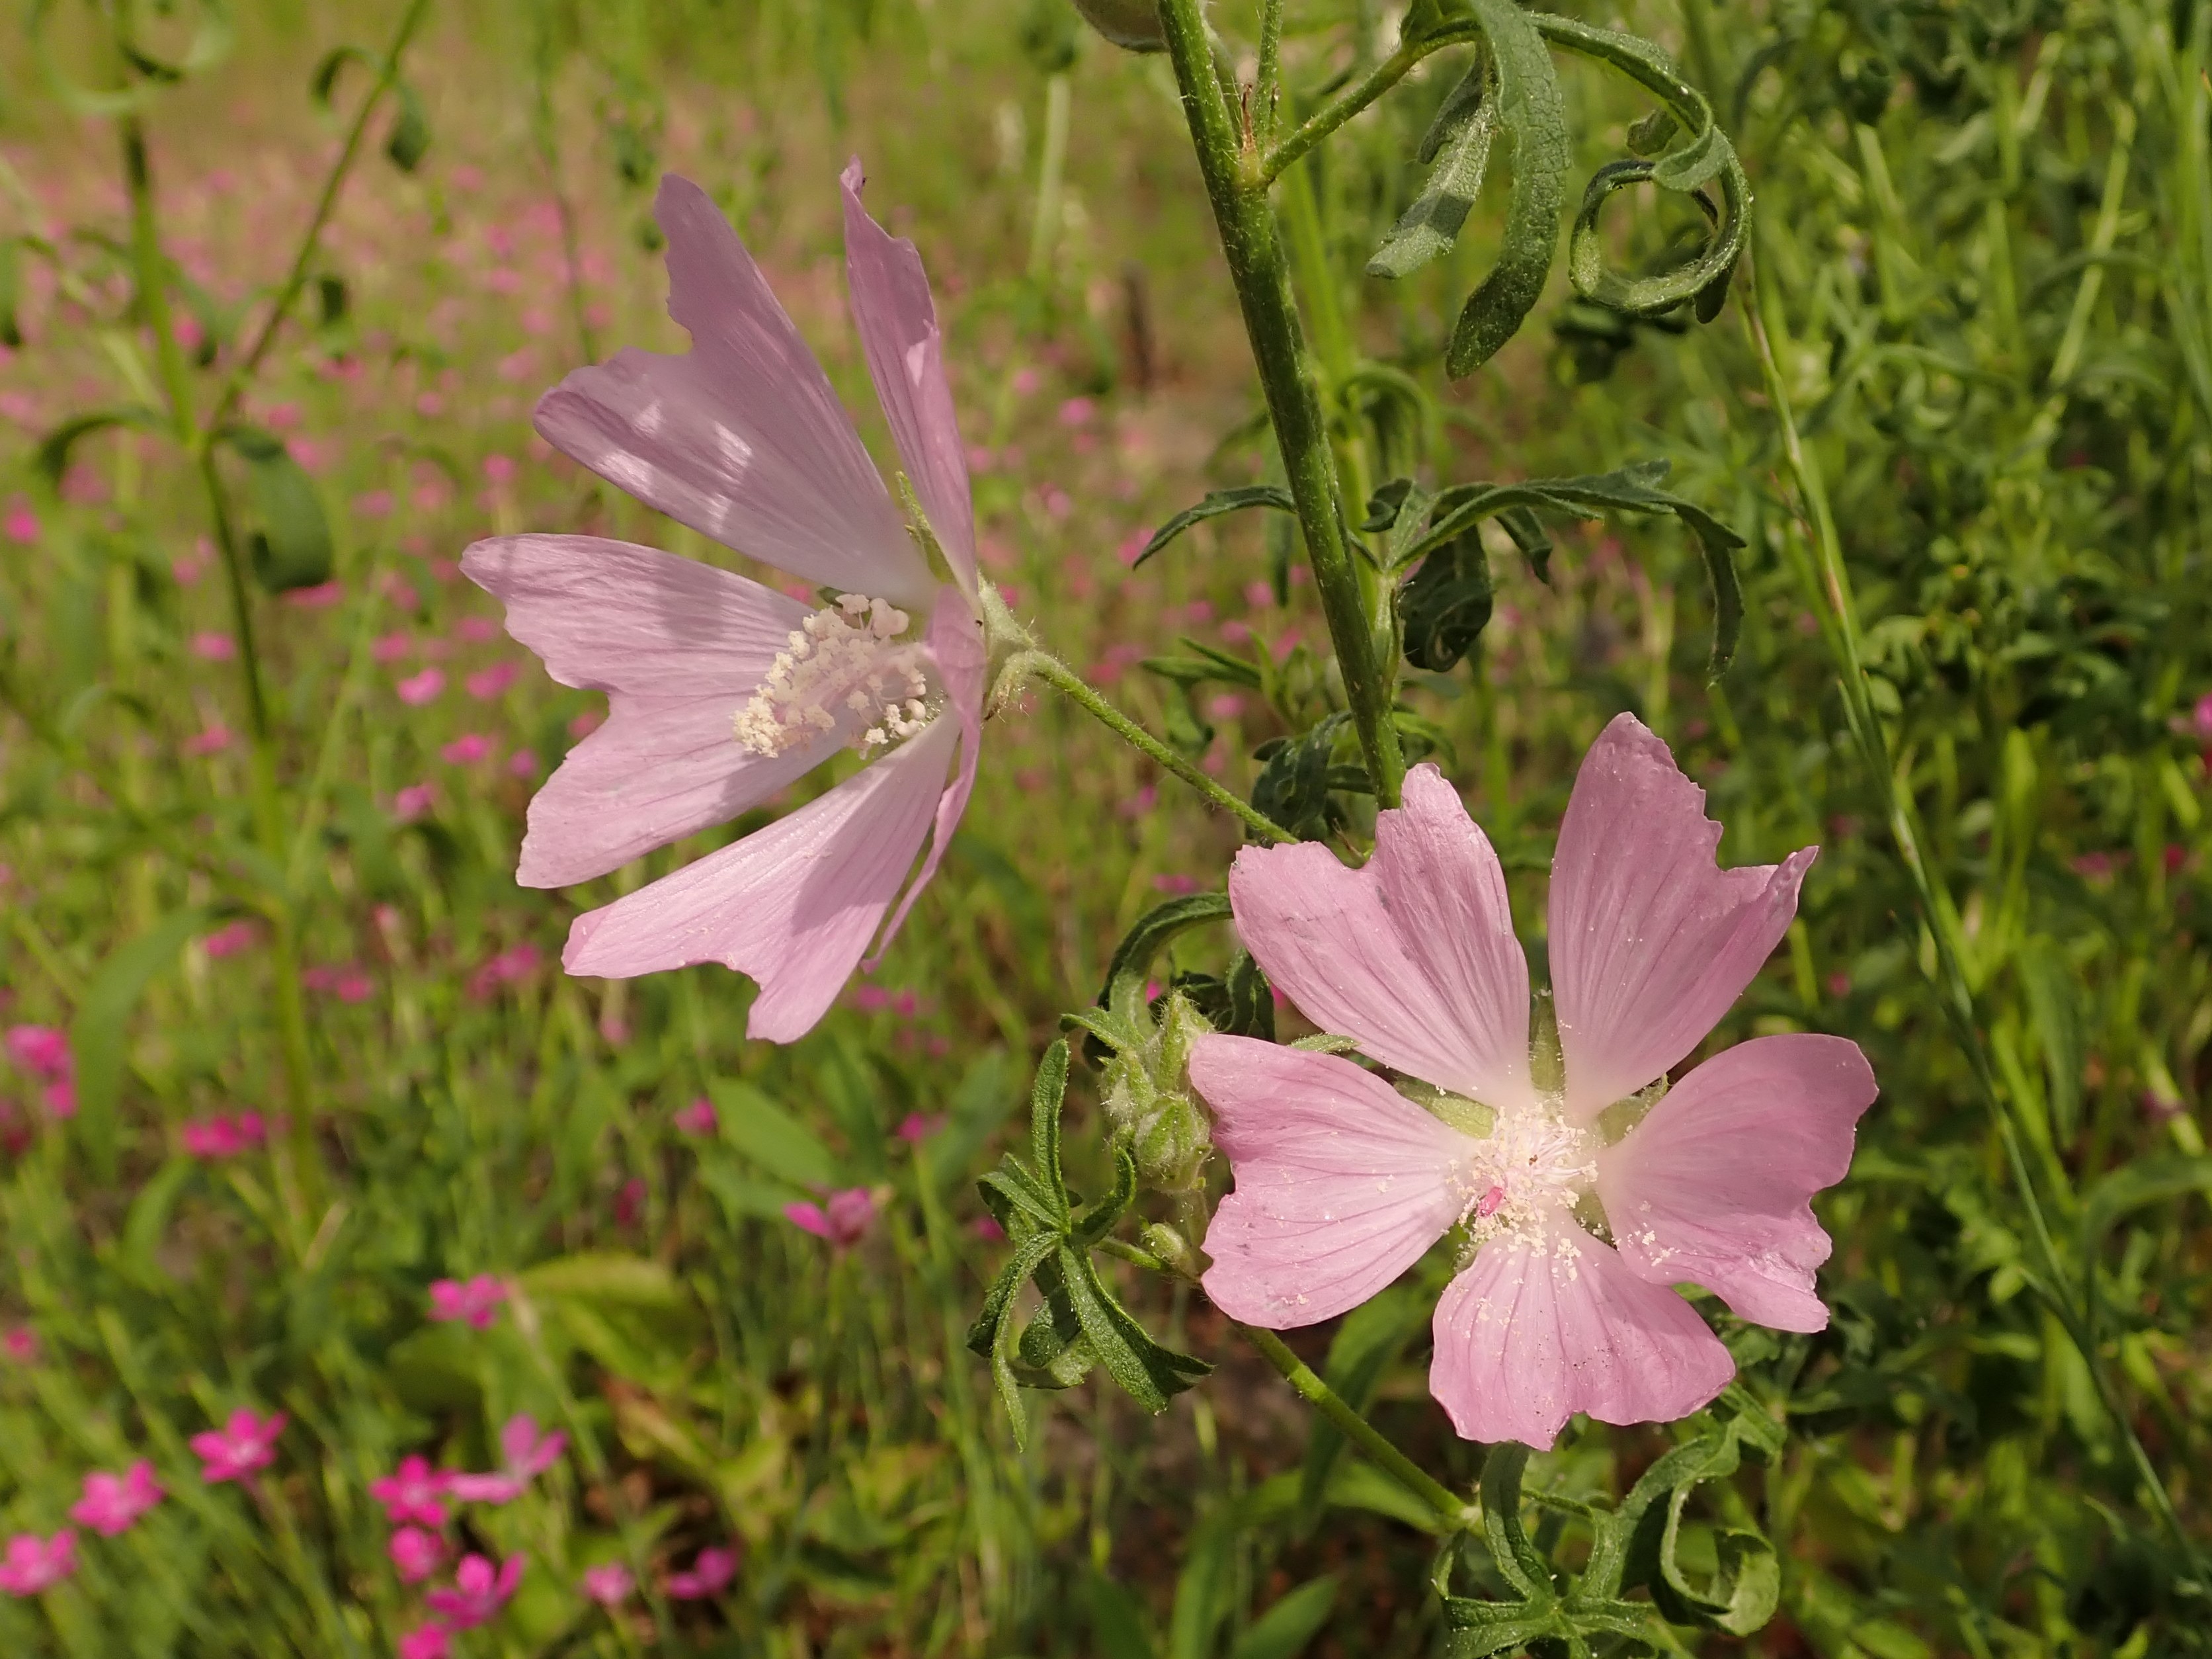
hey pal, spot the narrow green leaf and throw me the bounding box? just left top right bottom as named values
left=309, top=44, right=382, bottom=107
left=1446, top=0, right=1569, bottom=376
left=385, top=81, right=432, bottom=171
left=1029, top=1039, right=1072, bottom=1211
left=1135, top=486, right=1296, bottom=568
left=1229, top=1576, right=1340, bottom=1659
left=35, top=407, right=167, bottom=488
left=518, top=1252, right=684, bottom=1310
left=1096, top=893, right=1233, bottom=1025
left=214, top=425, right=334, bottom=593
left=2080, top=1156, right=2212, bottom=1252
left=1399, top=531, right=1495, bottom=671
left=0, top=238, right=21, bottom=349
left=704, top=1080, right=842, bottom=1189
left=1370, top=63, right=1497, bottom=280
left=70, top=907, right=208, bottom=1177
left=2018, top=938, right=2082, bottom=1138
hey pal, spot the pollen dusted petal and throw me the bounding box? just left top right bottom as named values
left=1548, top=713, right=1816, bottom=1121
left=1598, top=1033, right=1876, bottom=1332
left=840, top=159, right=979, bottom=601
left=1191, top=1035, right=1472, bottom=1328
left=562, top=714, right=960, bottom=1041
left=1429, top=1218, right=1735, bottom=1449
left=462, top=534, right=837, bottom=887
left=533, top=175, right=933, bottom=607
left=1227, top=763, right=1535, bottom=1109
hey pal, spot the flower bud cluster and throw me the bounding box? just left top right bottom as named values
left=1101, top=988, right=1215, bottom=1191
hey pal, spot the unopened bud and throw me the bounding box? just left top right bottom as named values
left=1101, top=989, right=1214, bottom=1190
left=1072, top=0, right=1167, bottom=52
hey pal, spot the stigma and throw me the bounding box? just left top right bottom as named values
left=733, top=593, right=936, bottom=757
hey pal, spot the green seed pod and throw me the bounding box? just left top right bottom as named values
left=1101, top=989, right=1214, bottom=1191
left=1071, top=0, right=1167, bottom=53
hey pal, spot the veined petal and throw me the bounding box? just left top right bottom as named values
left=1429, top=1218, right=1735, bottom=1448
left=463, top=534, right=837, bottom=886
left=533, top=175, right=932, bottom=607
left=840, top=160, right=979, bottom=601
left=1599, top=1034, right=1876, bottom=1332
left=563, top=716, right=959, bottom=1042
left=1227, top=764, right=1535, bottom=1109
left=1191, top=1035, right=1471, bottom=1329
left=1548, top=714, right=1815, bottom=1121
left=868, top=586, right=987, bottom=963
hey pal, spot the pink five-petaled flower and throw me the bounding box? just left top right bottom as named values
left=784, top=1187, right=878, bottom=1248
left=397, top=1625, right=452, bottom=1659
left=370, top=1455, right=453, bottom=1527
left=581, top=1562, right=634, bottom=1605
left=0, top=1531, right=75, bottom=1595
left=190, top=1409, right=285, bottom=1482
left=389, top=1525, right=447, bottom=1585
left=427, top=1274, right=508, bottom=1329
left=425, top=1552, right=524, bottom=1629
left=447, top=1414, right=567, bottom=1505
left=1193, top=716, right=1878, bottom=1450
left=462, top=161, right=990, bottom=1042
left=665, top=1545, right=737, bottom=1600
left=69, top=1462, right=162, bottom=1536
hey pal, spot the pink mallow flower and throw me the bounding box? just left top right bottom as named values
left=389, top=1525, right=446, bottom=1585
left=784, top=1187, right=878, bottom=1248
left=0, top=1531, right=75, bottom=1595
left=1192, top=716, right=1878, bottom=1450
left=190, top=1409, right=284, bottom=1482
left=370, top=1455, right=453, bottom=1527
left=428, top=1275, right=508, bottom=1329
left=447, top=1414, right=567, bottom=1505
left=665, top=1544, right=737, bottom=1600
left=426, top=1553, right=524, bottom=1629
left=462, top=161, right=990, bottom=1042
left=70, top=1461, right=163, bottom=1536
left=581, top=1562, right=633, bottom=1606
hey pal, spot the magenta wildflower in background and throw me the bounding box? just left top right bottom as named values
left=398, top=1623, right=452, bottom=1659
left=69, top=1462, right=162, bottom=1537
left=0, top=1531, right=75, bottom=1595
left=202, top=919, right=259, bottom=958
left=180, top=1111, right=266, bottom=1160
left=370, top=1455, right=452, bottom=1527
left=464, top=161, right=990, bottom=1042
left=393, top=783, right=436, bottom=823
left=674, top=1097, right=718, bottom=1136
left=6, top=1027, right=69, bottom=1082
left=426, top=1553, right=524, bottom=1628
left=1194, top=716, right=1877, bottom=1449
left=396, top=667, right=446, bottom=706
left=2, top=497, right=38, bottom=546
left=388, top=1525, right=446, bottom=1585
left=784, top=1187, right=878, bottom=1248
left=665, top=1544, right=737, bottom=1600
left=184, top=724, right=233, bottom=757
left=427, top=1275, right=507, bottom=1329
left=581, top=1562, right=633, bottom=1606
left=447, top=1414, right=566, bottom=1505
left=190, top=631, right=237, bottom=661
left=465, top=661, right=518, bottom=700
left=191, top=1409, right=284, bottom=1482
left=442, top=734, right=493, bottom=765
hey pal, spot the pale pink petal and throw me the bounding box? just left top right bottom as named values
left=866, top=586, right=985, bottom=963
left=1227, top=764, right=1534, bottom=1109
left=1548, top=714, right=1816, bottom=1120
left=840, top=159, right=978, bottom=600
left=464, top=534, right=839, bottom=886
left=1599, top=1034, right=1876, bottom=1332
left=1191, top=1035, right=1471, bottom=1328
left=534, top=175, right=930, bottom=605
left=563, top=716, right=960, bottom=1041
left=1430, top=1219, right=1735, bottom=1448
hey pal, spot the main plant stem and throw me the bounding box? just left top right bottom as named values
left=1155, top=0, right=1407, bottom=808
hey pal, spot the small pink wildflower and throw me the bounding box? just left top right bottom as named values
left=441, top=734, right=492, bottom=765
left=190, top=1409, right=284, bottom=1482
left=0, top=1531, right=75, bottom=1595
left=428, top=1275, right=507, bottom=1330
left=397, top=1625, right=452, bottom=1659
left=394, top=783, right=436, bottom=823
left=6, top=1027, right=71, bottom=1082
left=895, top=1111, right=942, bottom=1142
left=565, top=708, right=603, bottom=740
left=2194, top=691, right=2212, bottom=744
left=464, top=161, right=989, bottom=1044
left=191, top=631, right=237, bottom=661
left=389, top=1525, right=446, bottom=1585
left=614, top=1176, right=647, bottom=1227
left=482, top=454, right=518, bottom=486
left=455, top=617, right=500, bottom=644
left=427, top=1553, right=524, bottom=1629
left=42, top=1081, right=75, bottom=1120
left=355, top=489, right=394, bottom=518
left=2, top=1328, right=38, bottom=1363
left=465, top=661, right=518, bottom=700
left=1192, top=716, right=1878, bottom=1449
left=202, top=919, right=259, bottom=958
left=1057, top=396, right=1094, bottom=427
left=581, top=1562, right=633, bottom=1605
left=370, top=1455, right=452, bottom=1527
left=70, top=1462, right=163, bottom=1537
left=1151, top=874, right=1200, bottom=896
left=180, top=1111, right=266, bottom=1160
left=395, top=667, right=446, bottom=706
left=784, top=1187, right=878, bottom=1248
left=2, top=498, right=39, bottom=545
left=971, top=1215, right=1005, bottom=1242
left=282, top=581, right=345, bottom=610
left=184, top=724, right=233, bottom=757
left=665, top=1545, right=737, bottom=1600
left=674, top=1097, right=718, bottom=1136
left=447, top=1415, right=566, bottom=1505
left=507, top=748, right=540, bottom=779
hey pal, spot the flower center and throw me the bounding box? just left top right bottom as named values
left=733, top=593, right=936, bottom=757
left=1455, top=1107, right=1597, bottom=1246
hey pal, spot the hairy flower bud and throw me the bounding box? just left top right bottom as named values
left=1071, top=0, right=1167, bottom=52
left=1102, top=989, right=1213, bottom=1190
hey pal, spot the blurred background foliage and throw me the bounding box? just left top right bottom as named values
left=0, top=0, right=2205, bottom=1653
